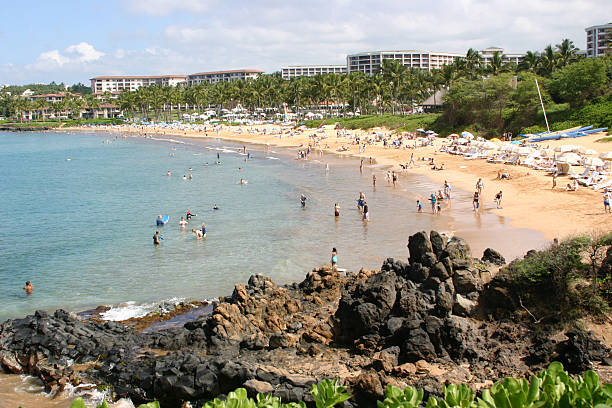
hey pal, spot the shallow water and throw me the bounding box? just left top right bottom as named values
left=0, top=130, right=548, bottom=322
left=0, top=374, right=72, bottom=408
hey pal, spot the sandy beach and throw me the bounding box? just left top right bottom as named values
left=65, top=123, right=612, bottom=241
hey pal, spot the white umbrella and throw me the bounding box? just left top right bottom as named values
left=538, top=149, right=554, bottom=158
left=554, top=144, right=577, bottom=153
left=461, top=131, right=475, bottom=139
left=584, top=149, right=599, bottom=156
left=456, top=138, right=468, bottom=144
left=558, top=152, right=581, bottom=165
left=517, top=146, right=533, bottom=156
left=600, top=151, right=612, bottom=160
left=584, top=157, right=604, bottom=167
left=573, top=146, right=587, bottom=154
left=482, top=142, right=499, bottom=150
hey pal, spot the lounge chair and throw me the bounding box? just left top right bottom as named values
left=578, top=171, right=600, bottom=186
left=488, top=153, right=509, bottom=163
left=570, top=167, right=591, bottom=179
left=504, top=154, right=519, bottom=165
left=593, top=178, right=612, bottom=191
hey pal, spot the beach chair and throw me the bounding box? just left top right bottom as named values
left=578, top=171, right=599, bottom=186
left=570, top=167, right=591, bottom=179
left=593, top=178, right=612, bottom=191
left=488, top=153, right=509, bottom=163
left=504, top=154, right=519, bottom=165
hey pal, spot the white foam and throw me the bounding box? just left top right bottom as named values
left=266, top=157, right=279, bottom=160
left=100, top=298, right=184, bottom=321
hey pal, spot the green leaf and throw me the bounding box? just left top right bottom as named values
left=137, top=403, right=161, bottom=408
left=70, top=398, right=87, bottom=408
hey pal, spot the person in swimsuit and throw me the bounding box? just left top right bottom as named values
left=416, top=200, right=422, bottom=213
left=186, top=210, right=193, bottom=220
left=476, top=178, right=484, bottom=194
left=430, top=193, right=437, bottom=214
left=192, top=228, right=203, bottom=239
left=179, top=216, right=188, bottom=228
left=362, top=202, right=369, bottom=220
left=604, top=189, right=611, bottom=213
left=23, top=281, right=34, bottom=295
left=334, top=203, right=340, bottom=217
left=300, top=194, right=307, bottom=207
left=201, top=223, right=207, bottom=238
left=473, top=191, right=480, bottom=211
left=213, top=204, right=219, bottom=210
left=153, top=230, right=161, bottom=245
left=331, top=248, right=338, bottom=270
left=495, top=191, right=503, bottom=209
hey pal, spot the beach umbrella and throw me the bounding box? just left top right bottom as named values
left=584, top=149, right=599, bottom=156
left=516, top=146, right=533, bottom=156
left=558, top=152, right=581, bottom=165
left=538, top=149, right=554, bottom=158
left=490, top=138, right=501, bottom=142
left=501, top=144, right=514, bottom=152
left=461, top=131, right=474, bottom=139
left=585, top=157, right=604, bottom=167
left=416, top=128, right=425, bottom=132
left=457, top=137, right=468, bottom=144
left=482, top=142, right=498, bottom=150
left=554, top=144, right=576, bottom=153
left=572, top=146, right=588, bottom=154
left=448, top=133, right=459, bottom=138
left=600, top=151, right=612, bottom=160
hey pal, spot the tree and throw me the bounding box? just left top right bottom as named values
left=379, top=59, right=408, bottom=114
left=465, top=48, right=483, bottom=79
left=518, top=51, right=540, bottom=72
left=487, top=51, right=506, bottom=76
left=555, top=38, right=579, bottom=68
left=548, top=57, right=610, bottom=107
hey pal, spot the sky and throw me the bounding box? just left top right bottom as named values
left=0, top=0, right=610, bottom=85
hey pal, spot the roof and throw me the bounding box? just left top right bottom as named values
left=348, top=50, right=465, bottom=57
left=32, top=93, right=67, bottom=97
left=585, top=23, right=612, bottom=30
left=420, top=88, right=447, bottom=106
left=283, top=65, right=346, bottom=68
left=188, top=69, right=264, bottom=76
left=91, top=75, right=187, bottom=80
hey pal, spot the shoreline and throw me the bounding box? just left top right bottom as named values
left=64, top=123, right=612, bottom=240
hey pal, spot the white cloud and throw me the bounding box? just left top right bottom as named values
left=36, top=50, right=70, bottom=67
left=123, top=0, right=217, bottom=16
left=65, top=42, right=105, bottom=62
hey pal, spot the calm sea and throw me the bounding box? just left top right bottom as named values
left=0, top=130, right=547, bottom=322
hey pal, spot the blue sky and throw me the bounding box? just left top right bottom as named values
left=1, top=0, right=610, bottom=85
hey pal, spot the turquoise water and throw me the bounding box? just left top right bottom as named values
left=0, top=131, right=547, bottom=321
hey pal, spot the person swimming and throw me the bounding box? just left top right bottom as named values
left=23, top=281, right=34, bottom=295
left=191, top=228, right=203, bottom=239
left=179, top=216, right=188, bottom=228
left=213, top=204, right=219, bottom=210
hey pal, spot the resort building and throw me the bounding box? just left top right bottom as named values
left=28, top=93, right=70, bottom=103
left=586, top=23, right=612, bottom=57
left=186, top=70, right=263, bottom=86
left=346, top=50, right=464, bottom=74
left=479, top=47, right=524, bottom=66
left=90, top=75, right=188, bottom=95
left=281, top=65, right=347, bottom=79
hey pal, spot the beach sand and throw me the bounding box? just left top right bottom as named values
left=65, top=124, right=612, bottom=241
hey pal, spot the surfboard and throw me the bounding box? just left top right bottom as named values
left=156, top=215, right=170, bottom=226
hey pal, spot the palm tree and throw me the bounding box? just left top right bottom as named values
left=33, top=97, right=48, bottom=120
left=379, top=59, right=408, bottom=114
left=465, top=48, right=484, bottom=79
left=518, top=51, right=539, bottom=72
left=555, top=38, right=578, bottom=68
left=487, top=51, right=506, bottom=75
left=538, top=45, right=558, bottom=76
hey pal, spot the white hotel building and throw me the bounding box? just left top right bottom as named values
left=586, top=23, right=612, bottom=57
left=479, top=47, right=523, bottom=66
left=281, top=65, right=347, bottom=79
left=186, top=69, right=263, bottom=86
left=90, top=75, right=187, bottom=95
left=346, top=50, right=464, bottom=74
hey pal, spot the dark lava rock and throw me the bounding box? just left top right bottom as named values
left=482, top=248, right=506, bottom=266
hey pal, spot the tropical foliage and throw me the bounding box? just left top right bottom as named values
left=67, top=363, right=611, bottom=408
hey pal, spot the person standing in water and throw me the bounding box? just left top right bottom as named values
left=331, top=248, right=338, bottom=270
left=23, top=281, right=34, bottom=295
left=201, top=223, right=207, bottom=238
left=300, top=194, right=307, bottom=208
left=179, top=216, right=188, bottom=228
left=334, top=203, right=340, bottom=217
left=153, top=230, right=161, bottom=245
left=362, top=201, right=369, bottom=220
left=372, top=174, right=376, bottom=187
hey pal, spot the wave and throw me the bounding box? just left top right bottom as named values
left=99, top=297, right=185, bottom=321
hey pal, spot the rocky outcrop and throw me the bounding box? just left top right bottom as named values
left=0, top=231, right=609, bottom=408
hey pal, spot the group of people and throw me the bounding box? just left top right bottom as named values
left=154, top=208, right=217, bottom=246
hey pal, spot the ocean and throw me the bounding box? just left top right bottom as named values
left=0, top=130, right=547, bottom=322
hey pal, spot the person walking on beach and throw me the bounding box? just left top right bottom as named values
left=23, top=281, right=34, bottom=295
left=331, top=248, right=338, bottom=270
left=604, top=189, right=611, bottom=213
left=473, top=191, right=480, bottom=211
left=153, top=230, right=161, bottom=246
left=409, top=153, right=414, bottom=168
left=416, top=200, right=423, bottom=213
left=476, top=178, right=484, bottom=195
left=495, top=191, right=503, bottom=209
left=334, top=203, right=340, bottom=217
left=552, top=173, right=557, bottom=189
left=430, top=193, right=437, bottom=214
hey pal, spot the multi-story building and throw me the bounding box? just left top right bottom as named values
left=29, top=93, right=69, bottom=103
left=479, top=47, right=524, bottom=66
left=346, top=50, right=464, bottom=74
left=586, top=23, right=612, bottom=57
left=186, top=69, right=263, bottom=86
left=281, top=65, right=347, bottom=79
left=90, top=75, right=187, bottom=95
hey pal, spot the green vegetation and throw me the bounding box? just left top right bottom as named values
left=596, top=137, right=612, bottom=143
left=503, top=233, right=612, bottom=317
left=303, top=113, right=441, bottom=132
left=0, top=118, right=123, bottom=128
left=1, top=82, right=91, bottom=96
left=68, top=363, right=611, bottom=408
